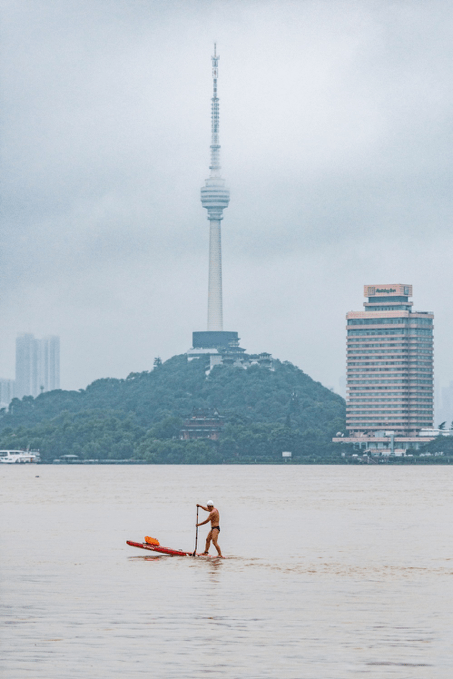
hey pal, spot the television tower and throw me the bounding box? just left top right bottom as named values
left=200, top=43, right=230, bottom=331
left=187, top=47, right=272, bottom=370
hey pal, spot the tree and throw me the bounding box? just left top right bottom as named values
left=0, top=354, right=346, bottom=463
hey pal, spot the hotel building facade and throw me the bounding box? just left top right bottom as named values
left=346, top=285, right=434, bottom=435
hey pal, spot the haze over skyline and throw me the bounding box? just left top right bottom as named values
left=2, top=1, right=452, bottom=397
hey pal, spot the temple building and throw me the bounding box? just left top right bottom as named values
left=180, top=408, right=225, bottom=441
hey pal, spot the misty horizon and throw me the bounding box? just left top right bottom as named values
left=1, top=1, right=452, bottom=405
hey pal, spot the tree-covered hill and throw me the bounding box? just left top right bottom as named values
left=0, top=355, right=346, bottom=463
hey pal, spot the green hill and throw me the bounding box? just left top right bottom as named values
left=0, top=355, right=346, bottom=463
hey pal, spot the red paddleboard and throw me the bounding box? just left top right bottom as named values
left=127, top=540, right=192, bottom=556
left=126, top=541, right=222, bottom=558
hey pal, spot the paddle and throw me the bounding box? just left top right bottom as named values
left=192, top=505, right=199, bottom=556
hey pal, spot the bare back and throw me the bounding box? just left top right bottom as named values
left=208, top=507, right=220, bottom=526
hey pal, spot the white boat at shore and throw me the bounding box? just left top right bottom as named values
left=0, top=450, right=41, bottom=464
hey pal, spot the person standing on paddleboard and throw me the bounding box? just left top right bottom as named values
left=196, top=501, right=222, bottom=557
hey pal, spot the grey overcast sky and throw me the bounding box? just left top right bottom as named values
left=1, top=0, right=452, bottom=396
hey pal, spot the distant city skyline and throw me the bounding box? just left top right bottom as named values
left=15, top=334, right=60, bottom=400
left=0, top=334, right=61, bottom=407
left=0, top=378, right=15, bottom=410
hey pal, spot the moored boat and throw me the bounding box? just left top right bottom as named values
left=0, top=450, right=41, bottom=464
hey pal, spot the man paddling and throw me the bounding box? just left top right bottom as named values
left=196, top=501, right=222, bottom=557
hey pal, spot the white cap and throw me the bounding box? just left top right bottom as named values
left=207, top=500, right=214, bottom=506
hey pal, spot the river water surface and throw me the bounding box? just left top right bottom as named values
left=1, top=465, right=453, bottom=678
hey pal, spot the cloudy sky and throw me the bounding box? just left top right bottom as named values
left=1, top=0, right=452, bottom=401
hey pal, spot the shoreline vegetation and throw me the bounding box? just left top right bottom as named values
left=44, top=455, right=453, bottom=465
left=0, top=354, right=449, bottom=464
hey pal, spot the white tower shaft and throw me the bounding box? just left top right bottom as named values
left=200, top=44, right=230, bottom=332
left=208, top=219, right=223, bottom=330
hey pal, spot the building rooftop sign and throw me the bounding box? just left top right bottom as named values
left=364, top=284, right=413, bottom=297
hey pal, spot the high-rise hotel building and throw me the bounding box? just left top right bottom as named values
left=346, top=285, right=433, bottom=435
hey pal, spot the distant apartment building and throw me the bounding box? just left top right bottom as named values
left=437, top=381, right=453, bottom=428
left=15, top=334, right=60, bottom=399
left=39, top=336, right=60, bottom=394
left=346, top=285, right=433, bottom=435
left=0, top=378, right=15, bottom=409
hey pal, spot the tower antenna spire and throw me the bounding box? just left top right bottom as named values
left=209, top=42, right=221, bottom=176
left=200, top=43, right=230, bottom=331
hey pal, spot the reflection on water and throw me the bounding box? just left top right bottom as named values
left=1, top=465, right=453, bottom=678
